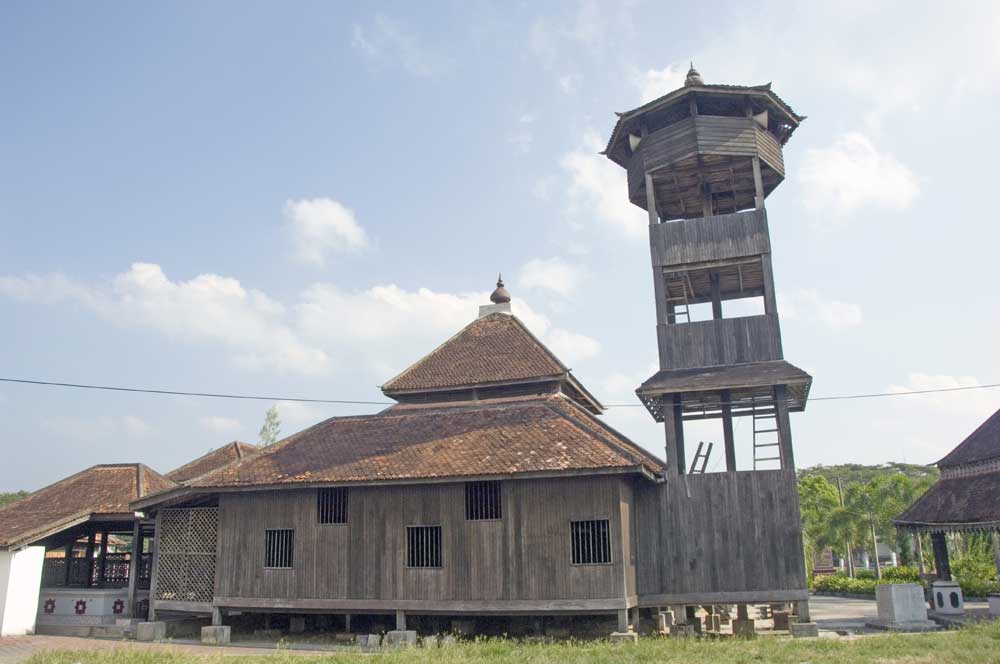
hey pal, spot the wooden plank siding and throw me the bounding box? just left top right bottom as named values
left=626, top=117, right=785, bottom=219
left=656, top=314, right=783, bottom=370
left=214, top=476, right=632, bottom=611
left=634, top=470, right=807, bottom=605
left=649, top=209, right=770, bottom=268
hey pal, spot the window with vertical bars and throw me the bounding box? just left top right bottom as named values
left=406, top=526, right=442, bottom=568
left=465, top=480, right=502, bottom=520
left=264, top=529, right=294, bottom=568
left=317, top=487, right=349, bottom=524
left=570, top=519, right=611, bottom=565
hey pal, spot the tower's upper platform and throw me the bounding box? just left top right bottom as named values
left=603, top=67, right=805, bottom=221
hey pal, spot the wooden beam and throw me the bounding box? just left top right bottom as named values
left=147, top=511, right=162, bottom=621
left=126, top=518, right=141, bottom=617
left=97, top=529, right=109, bottom=588
left=215, top=596, right=629, bottom=613
left=721, top=389, right=736, bottom=472
left=640, top=589, right=808, bottom=607
left=773, top=385, right=795, bottom=470
left=751, top=156, right=764, bottom=210
left=710, top=272, right=722, bottom=320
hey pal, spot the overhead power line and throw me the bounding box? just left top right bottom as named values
left=0, top=378, right=390, bottom=405
left=1, top=376, right=998, bottom=408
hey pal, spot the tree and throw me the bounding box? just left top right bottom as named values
left=259, top=405, right=281, bottom=446
left=0, top=490, right=27, bottom=507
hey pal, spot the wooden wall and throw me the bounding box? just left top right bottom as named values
left=656, top=314, right=783, bottom=370
left=214, top=476, right=631, bottom=608
left=649, top=209, right=769, bottom=268
left=633, top=469, right=808, bottom=604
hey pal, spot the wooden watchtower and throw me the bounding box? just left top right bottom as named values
left=604, top=64, right=811, bottom=476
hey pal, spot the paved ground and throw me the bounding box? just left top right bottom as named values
left=0, top=597, right=992, bottom=663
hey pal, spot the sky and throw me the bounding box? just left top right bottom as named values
left=2, top=1, right=999, bottom=491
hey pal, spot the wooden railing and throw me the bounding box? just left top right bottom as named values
left=656, top=314, right=782, bottom=369
left=41, top=552, right=151, bottom=589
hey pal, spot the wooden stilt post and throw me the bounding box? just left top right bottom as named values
left=126, top=519, right=141, bottom=617
left=345, top=613, right=351, bottom=633
left=396, top=610, right=407, bottom=631
left=773, top=385, right=795, bottom=469
left=616, top=608, right=629, bottom=633
left=84, top=531, right=96, bottom=587
left=931, top=532, right=951, bottom=580
left=721, top=389, right=736, bottom=471
left=97, top=529, right=109, bottom=588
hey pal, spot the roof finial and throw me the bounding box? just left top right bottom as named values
left=490, top=273, right=511, bottom=304
left=685, top=61, right=704, bottom=87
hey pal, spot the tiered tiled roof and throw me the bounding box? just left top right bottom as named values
left=382, top=313, right=568, bottom=393
left=0, top=464, right=176, bottom=549
left=896, top=407, right=1000, bottom=532
left=166, top=441, right=259, bottom=483
left=136, top=395, right=661, bottom=498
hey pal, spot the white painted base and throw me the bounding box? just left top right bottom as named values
left=930, top=580, right=964, bottom=615
left=35, top=587, right=130, bottom=627
left=0, top=547, right=45, bottom=636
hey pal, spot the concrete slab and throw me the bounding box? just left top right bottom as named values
left=608, top=631, right=638, bottom=643
left=135, top=622, right=166, bottom=642
left=200, top=626, right=231, bottom=645
left=383, top=630, right=416, bottom=648
left=790, top=622, right=819, bottom=638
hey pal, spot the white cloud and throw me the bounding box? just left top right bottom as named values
left=1, top=265, right=599, bottom=380
left=560, top=129, right=646, bottom=237
left=518, top=257, right=582, bottom=297
left=284, top=198, right=368, bottom=267
left=41, top=414, right=151, bottom=442
left=199, top=416, right=241, bottom=435
left=0, top=263, right=330, bottom=375
left=351, top=14, right=449, bottom=78
left=296, top=282, right=600, bottom=376
left=800, top=133, right=919, bottom=217
left=635, top=64, right=685, bottom=103
left=888, top=373, right=997, bottom=419
left=779, top=289, right=863, bottom=330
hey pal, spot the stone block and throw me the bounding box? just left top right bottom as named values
left=364, top=633, right=382, bottom=648
left=931, top=580, right=964, bottom=615
left=789, top=622, right=819, bottom=638
left=988, top=594, right=1000, bottom=617
left=877, top=584, right=929, bottom=623
left=657, top=611, right=673, bottom=633
left=438, top=634, right=457, bottom=647
left=135, top=621, right=166, bottom=642
left=609, top=631, right=638, bottom=643
left=201, top=626, right=231, bottom=645
left=732, top=618, right=755, bottom=638
left=384, top=630, right=417, bottom=648
left=772, top=610, right=790, bottom=631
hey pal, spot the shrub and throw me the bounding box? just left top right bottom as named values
left=812, top=575, right=877, bottom=595
left=882, top=566, right=921, bottom=583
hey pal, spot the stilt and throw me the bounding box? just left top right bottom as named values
left=616, top=608, right=629, bottom=633
left=795, top=599, right=810, bottom=622
left=344, top=613, right=351, bottom=633
left=212, top=606, right=223, bottom=626
left=396, top=610, right=407, bottom=631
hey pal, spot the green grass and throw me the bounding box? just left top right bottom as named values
left=25, top=623, right=1000, bottom=664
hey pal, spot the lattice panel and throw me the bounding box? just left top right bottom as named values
left=155, top=507, right=218, bottom=604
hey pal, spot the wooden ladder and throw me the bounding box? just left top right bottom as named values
left=688, top=441, right=714, bottom=474
left=664, top=272, right=694, bottom=323
left=752, top=397, right=781, bottom=469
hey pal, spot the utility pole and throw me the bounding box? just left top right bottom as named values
left=837, top=477, right=854, bottom=578
left=869, top=512, right=882, bottom=580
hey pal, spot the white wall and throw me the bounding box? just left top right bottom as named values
left=0, top=547, right=45, bottom=636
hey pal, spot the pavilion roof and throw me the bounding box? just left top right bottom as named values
left=936, top=407, right=1000, bottom=468
left=0, top=464, right=175, bottom=550
left=166, top=440, right=260, bottom=484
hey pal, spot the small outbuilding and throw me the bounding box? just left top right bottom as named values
left=896, top=407, right=1000, bottom=579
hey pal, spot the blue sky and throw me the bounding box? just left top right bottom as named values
left=2, top=1, right=999, bottom=490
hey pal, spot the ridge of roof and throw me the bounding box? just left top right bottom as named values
left=936, top=407, right=1000, bottom=468
left=138, top=394, right=657, bottom=501
left=0, top=463, right=177, bottom=550
left=381, top=312, right=568, bottom=393
left=603, top=82, right=804, bottom=158
left=165, top=440, right=260, bottom=484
